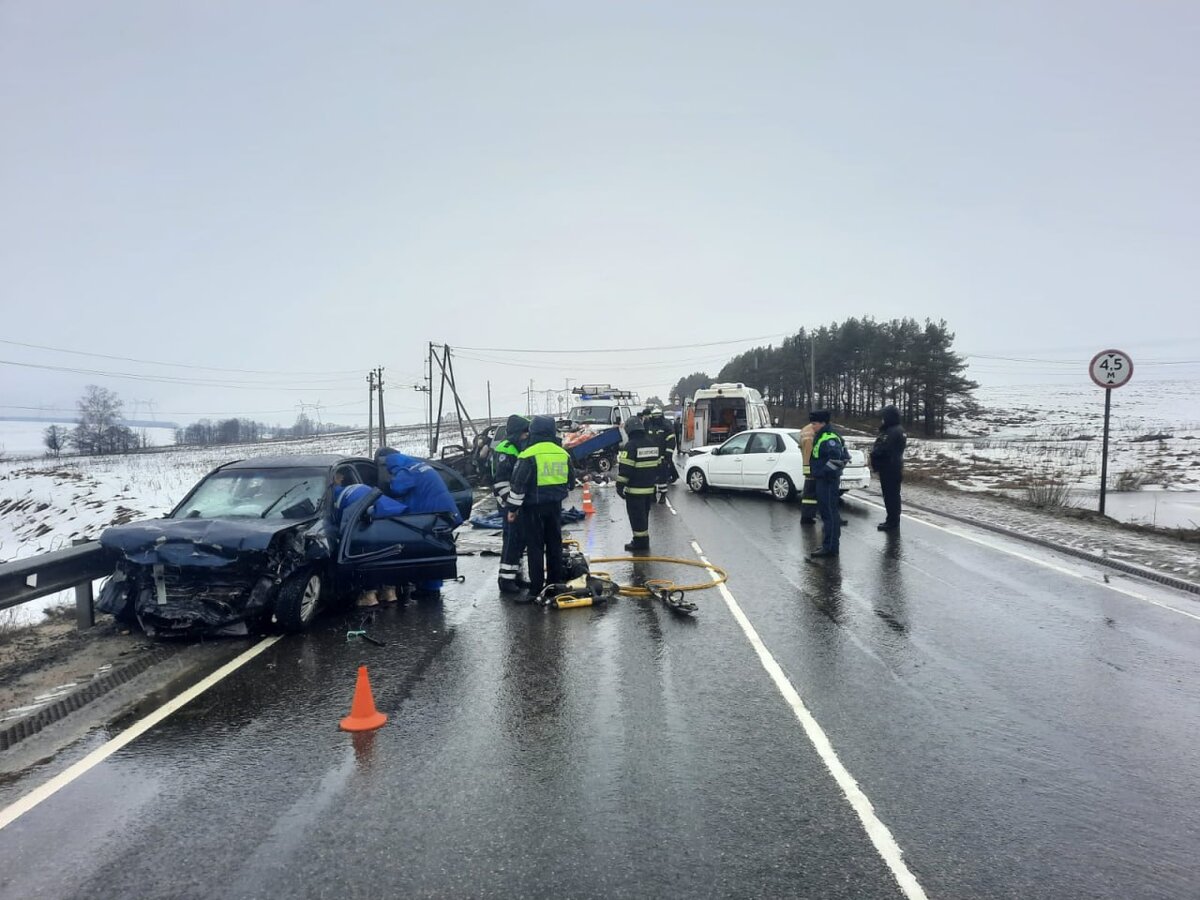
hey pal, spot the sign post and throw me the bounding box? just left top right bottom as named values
left=1088, top=349, right=1134, bottom=515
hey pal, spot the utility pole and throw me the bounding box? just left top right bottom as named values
left=427, top=343, right=435, bottom=455
left=367, top=371, right=375, bottom=454
left=810, top=334, right=817, bottom=411
left=376, top=366, right=387, bottom=448
left=487, top=380, right=492, bottom=425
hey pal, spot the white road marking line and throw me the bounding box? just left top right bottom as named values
left=664, top=496, right=678, bottom=516
left=849, top=496, right=1200, bottom=623
left=689, top=539, right=929, bottom=900
left=0, top=635, right=283, bottom=831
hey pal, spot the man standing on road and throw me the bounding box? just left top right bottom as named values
left=507, top=415, right=574, bottom=599
left=808, top=410, right=850, bottom=560
left=616, top=416, right=661, bottom=552
left=492, top=414, right=530, bottom=593
left=798, top=419, right=819, bottom=525
left=870, top=404, right=907, bottom=531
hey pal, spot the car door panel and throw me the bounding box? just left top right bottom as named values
left=741, top=432, right=780, bottom=488
left=336, top=490, right=460, bottom=585
left=708, top=434, right=749, bottom=487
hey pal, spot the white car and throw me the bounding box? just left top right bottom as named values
left=684, top=428, right=870, bottom=501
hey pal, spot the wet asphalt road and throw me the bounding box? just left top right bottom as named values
left=1, top=482, right=1199, bottom=899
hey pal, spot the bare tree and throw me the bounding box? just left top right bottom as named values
left=43, top=425, right=67, bottom=457
left=72, top=385, right=135, bottom=454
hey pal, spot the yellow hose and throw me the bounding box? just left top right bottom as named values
left=560, top=539, right=727, bottom=600
left=587, top=555, right=728, bottom=598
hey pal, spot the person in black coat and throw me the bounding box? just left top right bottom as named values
left=870, top=405, right=907, bottom=531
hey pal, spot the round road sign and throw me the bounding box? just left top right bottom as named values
left=1089, top=349, right=1134, bottom=389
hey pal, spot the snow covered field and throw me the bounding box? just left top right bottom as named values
left=902, top=379, right=1200, bottom=496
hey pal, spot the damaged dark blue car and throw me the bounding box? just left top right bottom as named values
left=97, top=453, right=474, bottom=637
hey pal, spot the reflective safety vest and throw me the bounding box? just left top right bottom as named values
left=519, top=441, right=570, bottom=486
left=491, top=439, right=519, bottom=478
left=811, top=429, right=848, bottom=479
left=491, top=439, right=520, bottom=500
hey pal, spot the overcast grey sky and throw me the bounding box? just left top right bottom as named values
left=2, top=1, right=1197, bottom=426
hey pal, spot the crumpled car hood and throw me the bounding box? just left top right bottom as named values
left=101, top=517, right=305, bottom=566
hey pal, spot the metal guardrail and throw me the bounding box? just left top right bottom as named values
left=0, top=541, right=114, bottom=630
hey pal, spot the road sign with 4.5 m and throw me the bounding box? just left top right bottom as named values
left=1089, top=349, right=1133, bottom=389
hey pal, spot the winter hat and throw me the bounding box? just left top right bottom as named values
left=808, top=410, right=831, bottom=424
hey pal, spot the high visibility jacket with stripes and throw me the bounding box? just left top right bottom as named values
left=490, top=439, right=520, bottom=503
left=811, top=427, right=850, bottom=480
left=617, top=431, right=662, bottom=495
left=508, top=440, right=573, bottom=508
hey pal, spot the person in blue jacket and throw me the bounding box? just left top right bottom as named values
left=331, top=469, right=380, bottom=606
left=374, top=448, right=462, bottom=599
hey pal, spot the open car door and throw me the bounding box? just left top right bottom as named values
left=335, top=459, right=475, bottom=585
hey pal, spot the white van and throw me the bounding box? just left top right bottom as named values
left=683, top=383, right=772, bottom=451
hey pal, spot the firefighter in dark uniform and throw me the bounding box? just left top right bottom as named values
left=491, top=414, right=530, bottom=593
left=644, top=407, right=679, bottom=503
left=506, top=415, right=575, bottom=597
left=617, top=416, right=661, bottom=551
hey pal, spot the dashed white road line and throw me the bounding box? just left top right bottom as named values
left=850, top=495, right=1200, bottom=623
left=0, top=635, right=283, bottom=831
left=690, top=539, right=929, bottom=900
left=664, top=496, right=678, bottom=516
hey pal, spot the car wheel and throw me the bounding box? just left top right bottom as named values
left=687, top=468, right=708, bottom=493
left=769, top=473, right=795, bottom=502
left=596, top=454, right=613, bottom=474
left=275, top=570, right=322, bottom=633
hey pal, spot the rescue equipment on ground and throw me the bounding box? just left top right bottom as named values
left=339, top=665, right=388, bottom=732
left=534, top=540, right=728, bottom=616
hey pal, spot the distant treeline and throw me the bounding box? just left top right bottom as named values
left=174, top=413, right=352, bottom=446
left=671, top=318, right=977, bottom=437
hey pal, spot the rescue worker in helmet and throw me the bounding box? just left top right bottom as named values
left=616, top=415, right=661, bottom=552
left=373, top=447, right=463, bottom=600
left=644, top=407, right=678, bottom=503
left=491, top=414, right=530, bottom=594
left=506, top=415, right=575, bottom=598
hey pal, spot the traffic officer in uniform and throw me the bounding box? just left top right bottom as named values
left=808, top=410, right=850, bottom=559
left=506, top=415, right=575, bottom=598
left=616, top=416, right=661, bottom=552
left=798, top=419, right=819, bottom=524
left=491, top=414, right=530, bottom=593
left=645, top=407, right=679, bottom=503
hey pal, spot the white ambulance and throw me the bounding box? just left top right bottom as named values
left=682, top=383, right=772, bottom=452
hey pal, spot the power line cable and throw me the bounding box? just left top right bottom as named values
left=0, top=358, right=363, bottom=391
left=0, top=337, right=365, bottom=376
left=455, top=333, right=788, bottom=354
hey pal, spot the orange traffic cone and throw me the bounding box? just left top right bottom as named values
left=581, top=481, right=595, bottom=516
left=339, top=665, right=388, bottom=732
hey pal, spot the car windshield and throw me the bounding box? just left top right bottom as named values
left=568, top=406, right=610, bottom=424
left=172, top=467, right=327, bottom=520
